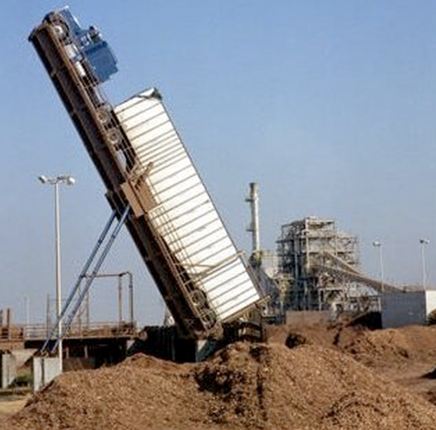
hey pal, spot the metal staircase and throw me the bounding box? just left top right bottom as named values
left=40, top=206, right=130, bottom=354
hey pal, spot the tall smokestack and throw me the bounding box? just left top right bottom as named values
left=246, top=182, right=260, bottom=256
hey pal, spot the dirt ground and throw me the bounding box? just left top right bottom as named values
left=4, top=322, right=436, bottom=430
left=0, top=396, right=28, bottom=425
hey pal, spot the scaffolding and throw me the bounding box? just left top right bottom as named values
left=277, top=216, right=381, bottom=314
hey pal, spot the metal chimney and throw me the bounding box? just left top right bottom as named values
left=246, top=182, right=260, bottom=255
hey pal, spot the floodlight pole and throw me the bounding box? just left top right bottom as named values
left=372, top=241, right=384, bottom=293
left=54, top=181, right=62, bottom=371
left=39, top=175, right=75, bottom=372
left=420, top=239, right=430, bottom=290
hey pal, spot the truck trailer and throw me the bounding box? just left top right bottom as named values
left=29, top=7, right=264, bottom=342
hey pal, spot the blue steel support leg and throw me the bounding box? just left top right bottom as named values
left=40, top=211, right=117, bottom=354
left=50, top=206, right=130, bottom=353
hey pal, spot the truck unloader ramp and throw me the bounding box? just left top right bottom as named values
left=29, top=7, right=263, bottom=342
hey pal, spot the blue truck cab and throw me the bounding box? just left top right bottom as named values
left=44, top=7, right=118, bottom=83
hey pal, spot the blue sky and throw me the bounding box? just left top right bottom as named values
left=1, top=1, right=436, bottom=324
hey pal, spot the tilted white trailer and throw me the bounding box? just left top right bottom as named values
left=29, top=7, right=264, bottom=342
left=114, top=89, right=262, bottom=324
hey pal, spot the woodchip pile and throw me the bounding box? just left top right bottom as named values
left=6, top=330, right=436, bottom=430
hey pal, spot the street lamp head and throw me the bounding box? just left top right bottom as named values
left=420, top=239, right=430, bottom=245
left=39, top=174, right=76, bottom=186
left=57, top=175, right=75, bottom=186
left=372, top=240, right=381, bottom=247
left=65, top=176, right=76, bottom=186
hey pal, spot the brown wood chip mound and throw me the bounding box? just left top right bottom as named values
left=6, top=342, right=436, bottom=430
left=341, top=325, right=436, bottom=367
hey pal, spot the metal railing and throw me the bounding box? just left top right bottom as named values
left=0, top=326, right=24, bottom=343
left=0, top=321, right=136, bottom=343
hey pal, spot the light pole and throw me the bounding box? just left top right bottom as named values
left=419, top=239, right=430, bottom=289
left=38, top=175, right=75, bottom=371
left=24, top=295, right=30, bottom=339
left=372, top=240, right=384, bottom=293
left=24, top=295, right=30, bottom=326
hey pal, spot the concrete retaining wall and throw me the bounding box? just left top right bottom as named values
left=0, top=353, right=17, bottom=388
left=285, top=310, right=331, bottom=325
left=32, top=357, right=61, bottom=392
